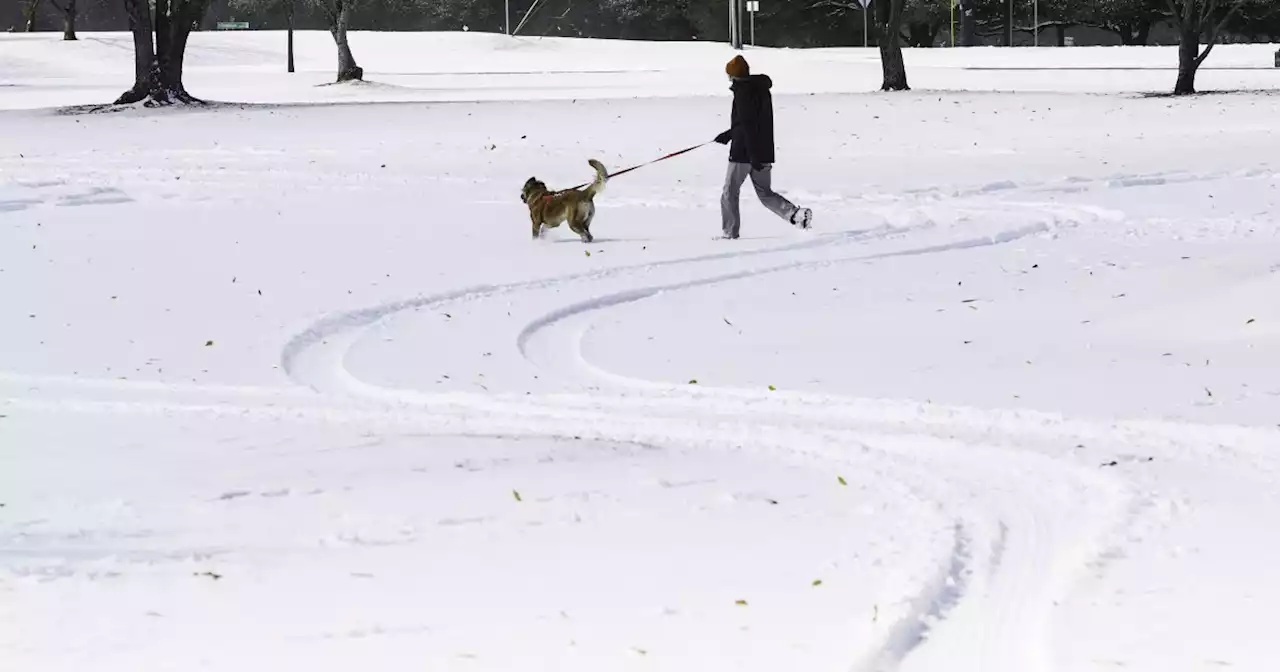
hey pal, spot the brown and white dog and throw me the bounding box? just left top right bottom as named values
left=520, top=159, right=608, bottom=243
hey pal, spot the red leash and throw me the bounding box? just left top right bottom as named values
left=560, top=141, right=711, bottom=192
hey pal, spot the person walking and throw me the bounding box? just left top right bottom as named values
left=714, top=55, right=812, bottom=240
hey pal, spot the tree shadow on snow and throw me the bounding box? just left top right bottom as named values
left=1138, top=88, right=1280, bottom=99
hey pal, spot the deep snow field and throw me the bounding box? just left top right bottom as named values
left=2, top=31, right=1280, bottom=672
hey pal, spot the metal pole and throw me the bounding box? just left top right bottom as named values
left=950, top=0, right=954, bottom=47
left=863, top=8, right=867, bottom=48
left=505, top=0, right=509, bottom=34
left=1008, top=0, right=1012, bottom=45
left=750, top=6, right=755, bottom=46
left=736, top=0, right=744, bottom=49
left=732, top=0, right=742, bottom=49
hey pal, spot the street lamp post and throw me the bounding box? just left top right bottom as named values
left=1007, top=0, right=1012, bottom=45
left=858, top=0, right=872, bottom=48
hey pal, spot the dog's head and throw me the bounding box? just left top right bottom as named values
left=520, top=177, right=547, bottom=204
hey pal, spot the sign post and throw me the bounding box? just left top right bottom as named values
left=746, top=0, right=759, bottom=46
left=857, top=0, right=872, bottom=48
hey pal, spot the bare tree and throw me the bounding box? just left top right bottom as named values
left=315, top=0, right=363, bottom=82
left=23, top=0, right=44, bottom=32
left=48, top=0, right=78, bottom=40
left=116, top=0, right=215, bottom=105
left=1165, top=0, right=1248, bottom=94
left=808, top=0, right=912, bottom=81
left=876, top=0, right=909, bottom=90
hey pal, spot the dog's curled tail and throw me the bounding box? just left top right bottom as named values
left=585, top=159, right=608, bottom=196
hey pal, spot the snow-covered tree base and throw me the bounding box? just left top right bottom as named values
left=114, top=85, right=206, bottom=107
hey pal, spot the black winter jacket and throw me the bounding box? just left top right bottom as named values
left=725, top=74, right=775, bottom=165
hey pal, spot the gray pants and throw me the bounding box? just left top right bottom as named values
left=720, top=162, right=798, bottom=238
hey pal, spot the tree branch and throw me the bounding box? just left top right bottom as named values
left=317, top=0, right=338, bottom=25
left=809, top=0, right=863, bottom=12
left=1196, top=0, right=1217, bottom=27
left=1196, top=0, right=1247, bottom=65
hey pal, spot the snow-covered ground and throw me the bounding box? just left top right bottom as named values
left=3, top=31, right=1280, bottom=671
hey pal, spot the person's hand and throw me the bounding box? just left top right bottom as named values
left=714, top=130, right=732, bottom=145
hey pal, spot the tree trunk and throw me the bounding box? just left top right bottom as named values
left=163, top=24, right=194, bottom=100
left=1003, top=1, right=1013, bottom=46
left=117, top=0, right=160, bottom=104
left=905, top=22, right=934, bottom=48
left=959, top=0, right=977, bottom=46
left=878, top=40, right=908, bottom=90
left=61, top=0, right=76, bottom=40
left=1117, top=24, right=1135, bottom=45
left=1135, top=21, right=1151, bottom=46
left=25, top=0, right=43, bottom=31
left=286, top=0, right=296, bottom=73
left=330, top=0, right=363, bottom=82
left=1054, top=24, right=1065, bottom=47
left=115, top=0, right=206, bottom=106
left=1174, top=27, right=1200, bottom=95
left=875, top=0, right=908, bottom=91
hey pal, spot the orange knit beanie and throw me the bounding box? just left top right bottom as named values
left=725, top=55, right=750, bottom=79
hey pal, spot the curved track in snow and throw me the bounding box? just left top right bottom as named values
left=267, top=178, right=1280, bottom=668
left=8, top=175, right=1278, bottom=669
left=269, top=189, right=1171, bottom=669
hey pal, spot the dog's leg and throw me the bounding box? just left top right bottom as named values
left=579, top=204, right=595, bottom=243
left=531, top=213, right=542, bottom=240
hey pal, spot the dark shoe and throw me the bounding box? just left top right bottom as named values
left=791, top=208, right=812, bottom=229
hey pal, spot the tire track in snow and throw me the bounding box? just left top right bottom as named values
left=515, top=216, right=1074, bottom=384
left=270, top=197, right=1129, bottom=670
left=225, top=183, right=1272, bottom=669
left=280, top=220, right=913, bottom=388
left=851, top=524, right=973, bottom=672
left=502, top=201, right=1127, bottom=671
